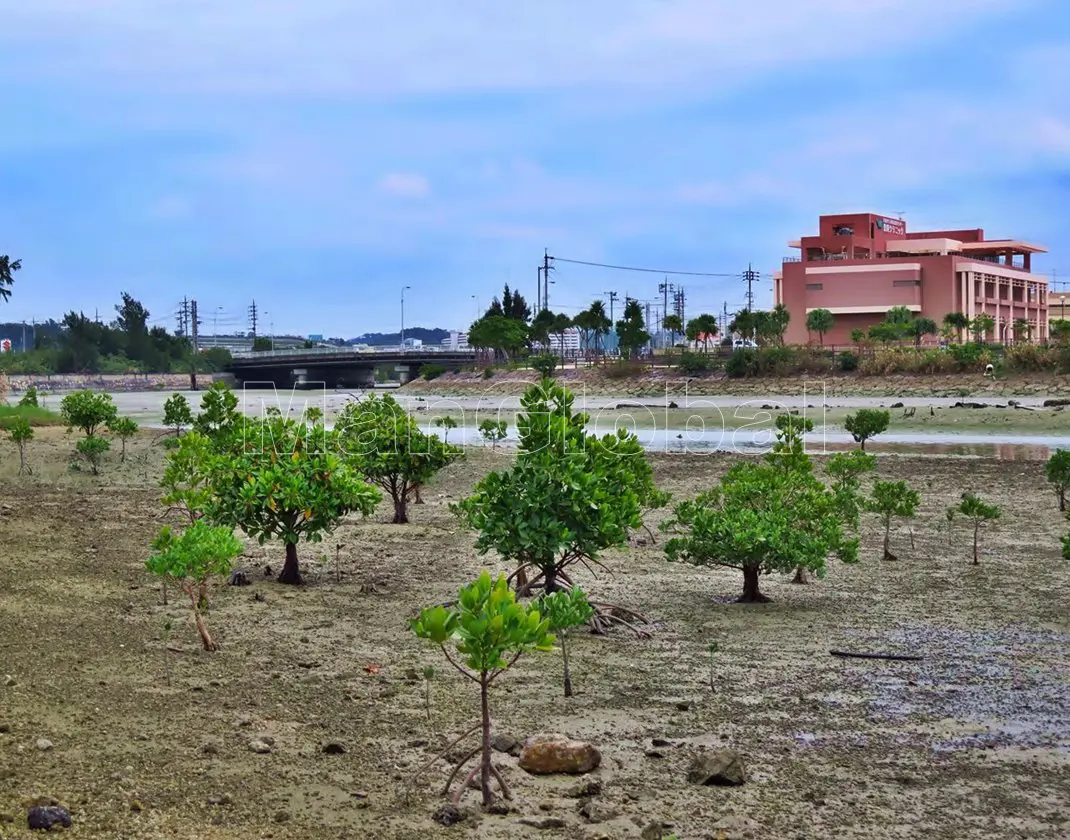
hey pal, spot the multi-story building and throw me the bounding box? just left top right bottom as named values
left=775, top=212, right=1050, bottom=346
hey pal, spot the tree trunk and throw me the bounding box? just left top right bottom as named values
left=479, top=674, right=493, bottom=807
left=18, top=446, right=26, bottom=476
left=278, top=541, right=303, bottom=585
left=1060, top=489, right=1066, bottom=513
left=543, top=563, right=559, bottom=594
left=120, top=437, right=127, bottom=462
left=791, top=566, right=809, bottom=584
left=186, top=587, right=218, bottom=651
left=883, top=521, right=891, bottom=560
left=392, top=494, right=409, bottom=524
left=972, top=522, right=980, bottom=565
left=739, top=565, right=770, bottom=603
left=561, top=633, right=573, bottom=698
left=860, top=439, right=867, bottom=452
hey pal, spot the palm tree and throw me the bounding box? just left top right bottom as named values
left=970, top=313, right=996, bottom=345
left=906, top=316, right=938, bottom=348
left=1012, top=318, right=1031, bottom=344
left=805, top=308, right=834, bottom=346
left=943, top=311, right=968, bottom=343
left=587, top=300, right=611, bottom=361
left=662, top=314, right=683, bottom=349
left=551, top=312, right=572, bottom=359
left=0, top=255, right=21, bottom=303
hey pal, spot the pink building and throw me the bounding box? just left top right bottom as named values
left=774, top=213, right=1050, bottom=346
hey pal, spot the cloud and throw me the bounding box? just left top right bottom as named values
left=375, top=172, right=431, bottom=199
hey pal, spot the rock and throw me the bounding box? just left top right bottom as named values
left=27, top=805, right=72, bottom=831
left=686, top=749, right=746, bottom=786
left=641, top=822, right=671, bottom=840
left=200, top=741, right=220, bottom=755
left=491, top=733, right=522, bottom=755
left=518, top=734, right=601, bottom=775
left=407, top=738, right=428, bottom=748
left=322, top=741, right=346, bottom=755
left=248, top=739, right=273, bottom=754
left=0, top=724, right=10, bottom=734
left=675, top=700, right=693, bottom=711
left=645, top=749, right=665, bottom=759
left=487, top=801, right=513, bottom=815
left=35, top=739, right=54, bottom=752
left=1043, top=398, right=1070, bottom=407
left=519, top=817, right=567, bottom=830
left=579, top=800, right=620, bottom=823
left=207, top=795, right=233, bottom=806
left=234, top=715, right=254, bottom=728
left=272, top=810, right=290, bottom=823
left=890, top=401, right=904, bottom=408
left=566, top=779, right=603, bottom=798
left=651, top=738, right=673, bottom=747
left=432, top=803, right=465, bottom=826
left=129, top=800, right=144, bottom=813
left=3, top=675, right=16, bottom=687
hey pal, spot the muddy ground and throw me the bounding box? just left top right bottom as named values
left=1, top=429, right=1069, bottom=839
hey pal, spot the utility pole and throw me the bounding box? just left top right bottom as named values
left=178, top=297, right=190, bottom=337
left=604, top=290, right=618, bottom=325
left=542, top=249, right=553, bottom=312
left=190, top=300, right=200, bottom=391
left=248, top=300, right=259, bottom=337
left=673, top=288, right=686, bottom=324
left=743, top=264, right=759, bottom=312
left=659, top=279, right=675, bottom=349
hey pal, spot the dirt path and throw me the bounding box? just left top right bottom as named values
left=0, top=435, right=1068, bottom=838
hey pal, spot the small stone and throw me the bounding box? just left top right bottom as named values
left=207, top=795, right=233, bottom=806
left=651, top=738, right=672, bottom=747
left=248, top=739, right=272, bottom=754
left=27, top=805, right=72, bottom=831
left=518, top=733, right=601, bottom=775
left=133, top=733, right=149, bottom=741
left=228, top=570, right=250, bottom=586
left=686, top=749, right=746, bottom=786
left=272, top=810, right=290, bottom=823
left=0, top=724, right=11, bottom=734
left=129, top=800, right=144, bottom=813
left=3, top=676, right=16, bottom=687
left=491, top=733, right=522, bottom=756
left=675, top=701, right=693, bottom=711
left=538, top=801, right=555, bottom=811
left=641, top=823, right=668, bottom=840
left=567, top=779, right=603, bottom=798
left=432, top=803, right=465, bottom=826
left=487, top=801, right=512, bottom=815
left=234, top=716, right=254, bottom=728
left=35, top=739, right=54, bottom=752
left=579, top=800, right=620, bottom=823
left=350, top=791, right=368, bottom=800
left=407, top=738, right=428, bottom=748
left=322, top=741, right=346, bottom=755
left=201, top=742, right=220, bottom=755
left=645, top=749, right=665, bottom=759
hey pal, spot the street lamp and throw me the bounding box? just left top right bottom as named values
left=401, top=285, right=412, bottom=351
left=471, top=294, right=479, bottom=320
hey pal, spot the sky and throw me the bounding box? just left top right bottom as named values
left=1, top=0, right=1068, bottom=339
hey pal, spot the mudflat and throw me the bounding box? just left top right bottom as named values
left=0, top=430, right=1068, bottom=839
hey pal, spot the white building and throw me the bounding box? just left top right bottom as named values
left=441, top=331, right=470, bottom=350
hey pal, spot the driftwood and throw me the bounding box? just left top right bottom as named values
left=830, top=650, right=923, bottom=662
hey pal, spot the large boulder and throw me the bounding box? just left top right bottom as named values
left=518, top=733, right=601, bottom=775
left=28, top=805, right=72, bottom=831
left=686, top=749, right=746, bottom=786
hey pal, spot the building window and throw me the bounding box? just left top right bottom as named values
left=805, top=283, right=823, bottom=291
left=833, top=225, right=854, bottom=236
left=892, top=280, right=920, bottom=287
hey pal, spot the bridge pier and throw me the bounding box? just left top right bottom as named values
left=395, top=365, right=416, bottom=385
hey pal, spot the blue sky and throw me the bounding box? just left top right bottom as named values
left=1, top=0, right=1068, bottom=338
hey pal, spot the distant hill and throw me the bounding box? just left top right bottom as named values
left=350, top=327, right=451, bottom=346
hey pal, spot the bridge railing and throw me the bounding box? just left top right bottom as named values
left=229, top=347, right=476, bottom=360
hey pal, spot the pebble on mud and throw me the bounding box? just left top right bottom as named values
left=518, top=734, right=601, bottom=775
left=248, top=739, right=273, bottom=754
left=27, top=805, right=72, bottom=831
left=432, top=803, right=466, bottom=826
left=35, top=739, right=53, bottom=752
left=322, top=741, right=347, bottom=755
left=686, top=749, right=746, bottom=786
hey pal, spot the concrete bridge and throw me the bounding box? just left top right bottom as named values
left=226, top=347, right=478, bottom=388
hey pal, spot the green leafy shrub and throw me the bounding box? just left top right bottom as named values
left=146, top=521, right=243, bottom=650
left=477, top=418, right=507, bottom=448
left=530, top=353, right=558, bottom=377
left=410, top=571, right=555, bottom=807
left=949, top=492, right=1001, bottom=565
left=838, top=350, right=859, bottom=372
left=421, top=364, right=447, bottom=381
left=75, top=435, right=110, bottom=474
left=60, top=389, right=117, bottom=438
left=678, top=351, right=713, bottom=375
left=163, top=393, right=194, bottom=436
left=192, top=382, right=242, bottom=440
left=8, top=417, right=33, bottom=475
left=17, top=386, right=38, bottom=408
left=1045, top=449, right=1070, bottom=512
left=337, top=393, right=460, bottom=524
left=844, top=409, right=890, bottom=452
left=866, top=480, right=920, bottom=560
left=534, top=587, right=596, bottom=697
left=663, top=419, right=856, bottom=602
left=825, top=450, right=876, bottom=536
left=482, top=367, right=495, bottom=379
left=433, top=415, right=458, bottom=444
left=107, top=416, right=139, bottom=462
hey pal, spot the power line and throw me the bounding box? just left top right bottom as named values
left=550, top=255, right=738, bottom=278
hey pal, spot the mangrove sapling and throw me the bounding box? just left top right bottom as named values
left=478, top=418, right=507, bottom=448
left=107, top=416, right=138, bottom=462
left=75, top=435, right=110, bottom=475
left=18, top=386, right=38, bottom=408
left=663, top=420, right=856, bottom=603
left=336, top=393, right=460, bottom=524
left=410, top=571, right=554, bottom=808
left=945, top=508, right=955, bottom=546
left=163, top=393, right=194, bottom=437
left=433, top=416, right=458, bottom=445
left=843, top=408, right=890, bottom=452
left=951, top=492, right=1001, bottom=565
left=1044, top=449, right=1070, bottom=512
left=211, top=415, right=381, bottom=584
left=865, top=480, right=921, bottom=561
left=8, top=417, right=33, bottom=476
left=535, top=587, right=595, bottom=697
left=455, top=378, right=663, bottom=635
left=145, top=521, right=243, bottom=651
left=161, top=617, right=174, bottom=686
left=60, top=389, right=117, bottom=439
left=825, top=450, right=877, bottom=537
